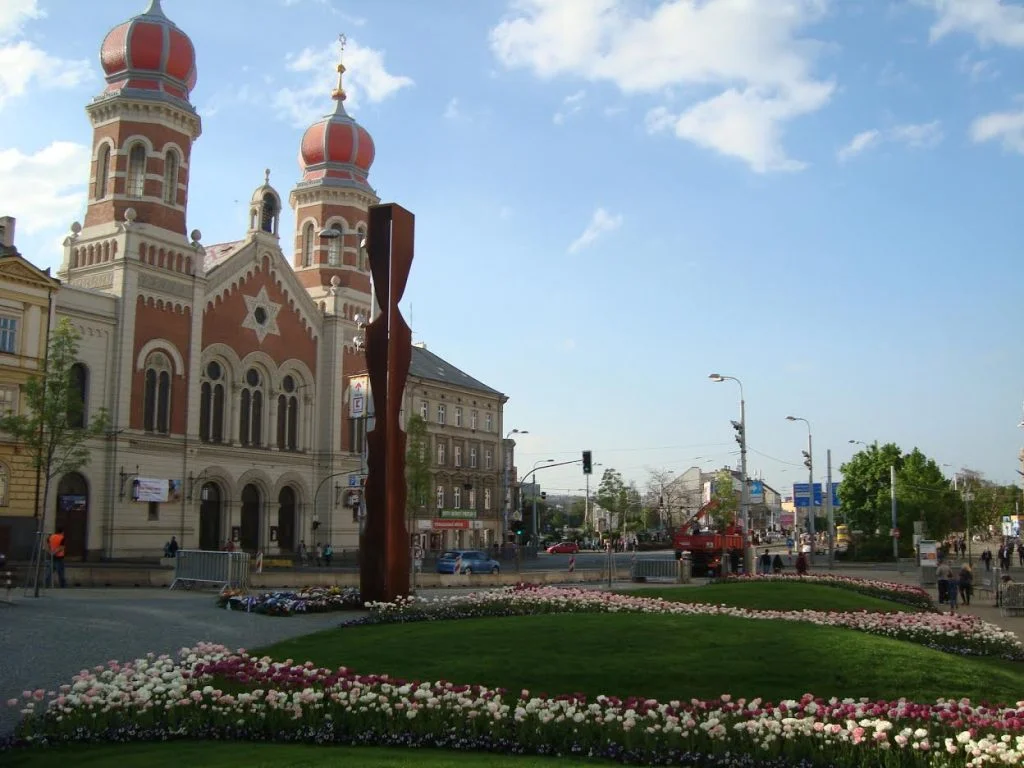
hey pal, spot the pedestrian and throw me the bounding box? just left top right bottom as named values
left=958, top=562, right=973, bottom=606
left=314, top=542, right=323, bottom=567
left=981, top=549, right=992, bottom=572
left=758, top=548, right=771, bottom=575
left=47, top=527, right=67, bottom=588
left=936, top=560, right=955, bottom=613
left=771, top=554, right=784, bottom=574
left=167, top=536, right=179, bottom=558
left=323, top=542, right=333, bottom=567
left=795, top=551, right=808, bottom=576
left=297, top=540, right=308, bottom=566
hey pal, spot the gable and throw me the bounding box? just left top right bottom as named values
left=0, top=254, right=60, bottom=291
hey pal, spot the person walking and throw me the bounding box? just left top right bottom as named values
left=958, top=562, right=974, bottom=606
left=47, top=528, right=67, bottom=588
left=936, top=560, right=955, bottom=613
left=758, top=549, right=771, bottom=575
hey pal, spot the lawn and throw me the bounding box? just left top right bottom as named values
left=618, top=581, right=917, bottom=612
left=4, top=742, right=601, bottom=767
left=255, top=612, right=1024, bottom=704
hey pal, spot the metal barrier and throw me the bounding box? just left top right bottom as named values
left=1001, top=582, right=1024, bottom=618
left=630, top=556, right=691, bottom=584
left=169, top=550, right=251, bottom=593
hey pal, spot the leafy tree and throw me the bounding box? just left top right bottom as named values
left=711, top=470, right=739, bottom=531
left=837, top=443, right=903, bottom=534
left=596, top=468, right=629, bottom=533
left=404, top=414, right=431, bottom=514
left=0, top=318, right=109, bottom=593
left=956, top=473, right=1017, bottom=536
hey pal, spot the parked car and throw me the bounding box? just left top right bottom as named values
left=546, top=541, right=579, bottom=554
left=435, top=549, right=500, bottom=575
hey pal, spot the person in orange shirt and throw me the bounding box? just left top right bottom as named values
left=47, top=528, right=67, bottom=588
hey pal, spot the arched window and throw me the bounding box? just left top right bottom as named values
left=0, top=461, right=9, bottom=506
left=163, top=149, right=179, bottom=205
left=143, top=351, right=172, bottom=434
left=68, top=363, right=88, bottom=428
left=276, top=374, right=299, bottom=451
left=260, top=193, right=277, bottom=234
left=239, top=367, right=264, bottom=446
left=95, top=145, right=110, bottom=200
left=199, top=360, right=226, bottom=443
left=301, top=223, right=313, bottom=266
left=127, top=143, right=147, bottom=199
left=328, top=229, right=341, bottom=266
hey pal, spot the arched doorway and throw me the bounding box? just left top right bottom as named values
left=277, top=486, right=296, bottom=552
left=55, top=472, right=88, bottom=559
left=240, top=483, right=261, bottom=551
left=199, top=483, right=222, bottom=551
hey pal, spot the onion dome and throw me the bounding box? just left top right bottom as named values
left=298, top=39, right=375, bottom=191
left=99, top=0, right=197, bottom=106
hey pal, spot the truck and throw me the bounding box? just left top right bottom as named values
left=672, top=499, right=746, bottom=577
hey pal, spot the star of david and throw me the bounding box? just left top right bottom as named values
left=241, top=286, right=281, bottom=343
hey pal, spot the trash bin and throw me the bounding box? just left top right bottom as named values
left=678, top=554, right=692, bottom=584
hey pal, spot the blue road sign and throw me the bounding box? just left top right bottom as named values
left=793, top=483, right=841, bottom=508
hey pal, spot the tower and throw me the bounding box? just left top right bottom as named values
left=290, top=36, right=377, bottom=305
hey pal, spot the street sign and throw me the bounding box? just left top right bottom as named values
left=348, top=475, right=360, bottom=487
left=792, top=483, right=841, bottom=508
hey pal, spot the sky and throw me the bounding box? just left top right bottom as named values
left=1, top=0, right=1023, bottom=501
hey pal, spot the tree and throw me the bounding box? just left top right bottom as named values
left=0, top=318, right=109, bottom=594
left=711, top=470, right=739, bottom=532
left=596, top=468, right=629, bottom=533
left=646, top=468, right=682, bottom=528
left=404, top=414, right=431, bottom=514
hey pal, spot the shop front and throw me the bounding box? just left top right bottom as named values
left=416, top=511, right=493, bottom=551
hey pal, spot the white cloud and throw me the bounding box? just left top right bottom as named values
left=553, top=89, right=585, bottom=124
left=273, top=39, right=413, bottom=127
left=970, top=108, right=1024, bottom=154
left=958, top=53, right=999, bottom=81
left=568, top=207, right=622, bottom=254
left=836, top=121, right=943, bottom=162
left=490, top=0, right=835, bottom=173
left=0, top=141, right=89, bottom=237
left=0, top=0, right=91, bottom=111
left=916, top=0, right=1024, bottom=48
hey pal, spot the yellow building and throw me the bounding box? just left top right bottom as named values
left=0, top=216, right=60, bottom=558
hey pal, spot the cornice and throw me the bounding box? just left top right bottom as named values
left=86, top=96, right=202, bottom=139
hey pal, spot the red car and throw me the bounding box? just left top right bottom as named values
left=546, top=541, right=579, bottom=554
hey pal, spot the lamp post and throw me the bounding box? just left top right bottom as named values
left=503, top=429, right=527, bottom=546
left=786, top=415, right=815, bottom=566
left=530, top=459, right=554, bottom=541
left=709, top=373, right=749, bottom=574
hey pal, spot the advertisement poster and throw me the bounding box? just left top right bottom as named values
left=918, top=540, right=937, bottom=565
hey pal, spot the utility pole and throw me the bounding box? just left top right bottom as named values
left=826, top=449, right=834, bottom=568
left=890, top=464, right=899, bottom=567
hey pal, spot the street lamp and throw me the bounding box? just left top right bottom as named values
left=786, top=415, right=815, bottom=565
left=709, top=373, right=749, bottom=574
left=502, top=429, right=527, bottom=546
left=530, top=459, right=554, bottom=540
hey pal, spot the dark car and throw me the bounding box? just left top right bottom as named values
left=435, top=549, right=500, bottom=575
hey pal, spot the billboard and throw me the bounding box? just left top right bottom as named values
left=132, top=478, right=182, bottom=503
left=349, top=375, right=370, bottom=419
left=792, top=483, right=841, bottom=509
left=749, top=480, right=764, bottom=504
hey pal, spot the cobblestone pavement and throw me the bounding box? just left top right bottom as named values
left=0, top=588, right=362, bottom=736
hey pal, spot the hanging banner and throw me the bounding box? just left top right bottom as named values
left=132, top=477, right=183, bottom=503
left=349, top=375, right=369, bottom=419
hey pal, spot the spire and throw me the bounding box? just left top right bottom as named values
left=264, top=168, right=271, bottom=185
left=331, top=33, right=348, bottom=114
left=142, top=0, right=166, bottom=17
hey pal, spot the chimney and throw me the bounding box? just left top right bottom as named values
left=0, top=216, right=14, bottom=249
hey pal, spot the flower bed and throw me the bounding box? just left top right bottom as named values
left=5, top=643, right=1024, bottom=767
left=723, top=573, right=934, bottom=611
left=216, top=586, right=362, bottom=616
left=356, top=586, right=1024, bottom=659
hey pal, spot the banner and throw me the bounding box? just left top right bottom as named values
left=350, top=375, right=370, bottom=419
left=133, top=478, right=182, bottom=503
left=749, top=480, right=764, bottom=504
left=440, top=508, right=477, bottom=519
left=702, top=481, right=713, bottom=505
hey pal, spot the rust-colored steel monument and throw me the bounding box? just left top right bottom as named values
left=359, top=203, right=414, bottom=602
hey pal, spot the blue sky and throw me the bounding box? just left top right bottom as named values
left=1, top=0, right=1023, bottom=499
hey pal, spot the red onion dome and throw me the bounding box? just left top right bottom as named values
left=298, top=55, right=375, bottom=191
left=99, top=0, right=197, bottom=105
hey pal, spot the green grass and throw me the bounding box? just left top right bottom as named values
left=3, top=742, right=601, bottom=767
left=617, top=581, right=918, bottom=612
left=256, top=613, right=1024, bottom=704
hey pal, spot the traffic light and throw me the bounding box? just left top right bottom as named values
left=540, top=491, right=547, bottom=500
left=582, top=450, right=592, bottom=475
left=731, top=420, right=744, bottom=446
left=802, top=450, right=812, bottom=470
left=514, top=519, right=525, bottom=536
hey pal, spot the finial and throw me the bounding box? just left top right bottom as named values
left=264, top=168, right=271, bottom=185
left=143, top=0, right=165, bottom=16
left=331, top=33, right=348, bottom=111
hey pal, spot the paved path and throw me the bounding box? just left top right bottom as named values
left=0, top=588, right=362, bottom=737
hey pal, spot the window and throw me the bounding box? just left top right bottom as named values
left=277, top=374, right=299, bottom=451
left=148, top=501, right=159, bottom=521
left=0, top=386, right=16, bottom=417
left=239, top=367, right=264, bottom=446
left=199, top=360, right=225, bottom=443
left=436, top=441, right=445, bottom=465
left=68, top=363, right=87, bottom=428
left=0, top=316, right=18, bottom=354
left=470, top=410, right=478, bottom=430
left=485, top=448, right=493, bottom=470
left=437, top=404, right=445, bottom=425
left=350, top=417, right=365, bottom=453
left=302, top=223, right=314, bottom=267
left=470, top=446, right=478, bottom=469
left=356, top=227, right=368, bottom=270
left=163, top=150, right=178, bottom=204
left=485, top=413, right=492, bottom=433
left=468, top=488, right=476, bottom=509
left=127, top=143, right=146, bottom=199
left=484, top=488, right=492, bottom=511
left=0, top=462, right=8, bottom=506
left=453, top=486, right=461, bottom=509
left=419, top=400, right=428, bottom=419
left=435, top=485, right=445, bottom=509
left=95, top=144, right=110, bottom=199
left=260, top=193, right=277, bottom=234
left=454, top=407, right=462, bottom=427
left=453, top=445, right=462, bottom=468
left=328, top=229, right=341, bottom=265
left=143, top=351, right=172, bottom=434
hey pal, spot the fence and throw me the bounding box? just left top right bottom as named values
left=169, top=550, right=251, bottom=593
left=1000, top=582, right=1024, bottom=618
left=630, top=556, right=691, bottom=584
